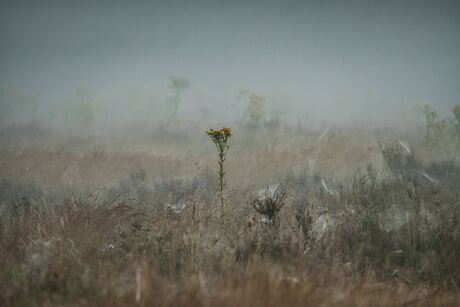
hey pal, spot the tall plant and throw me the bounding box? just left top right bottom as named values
left=205, top=127, right=232, bottom=214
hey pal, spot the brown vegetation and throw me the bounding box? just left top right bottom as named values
left=0, top=124, right=459, bottom=306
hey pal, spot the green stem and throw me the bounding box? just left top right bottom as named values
left=218, top=144, right=225, bottom=216
left=220, top=159, right=224, bottom=214
left=210, top=138, right=229, bottom=218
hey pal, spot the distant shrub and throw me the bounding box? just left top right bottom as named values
left=452, top=105, right=460, bottom=145
left=421, top=105, right=447, bottom=144
left=237, top=89, right=266, bottom=132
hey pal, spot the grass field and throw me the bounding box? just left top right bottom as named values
left=1, top=123, right=459, bottom=306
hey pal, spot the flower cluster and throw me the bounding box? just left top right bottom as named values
left=205, top=127, right=231, bottom=143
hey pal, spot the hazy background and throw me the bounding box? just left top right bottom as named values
left=1, top=0, right=459, bottom=129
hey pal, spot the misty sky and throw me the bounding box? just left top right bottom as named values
left=1, top=0, right=459, bottom=122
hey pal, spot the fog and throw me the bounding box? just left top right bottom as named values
left=1, top=0, right=459, bottom=130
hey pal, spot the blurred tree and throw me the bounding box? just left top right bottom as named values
left=237, top=89, right=266, bottom=131
left=165, top=77, right=190, bottom=127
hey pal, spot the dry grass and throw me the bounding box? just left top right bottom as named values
left=0, top=124, right=459, bottom=306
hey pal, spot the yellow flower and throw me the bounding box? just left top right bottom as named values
left=221, top=127, right=231, bottom=137
left=206, top=129, right=220, bottom=138
left=206, top=127, right=232, bottom=143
